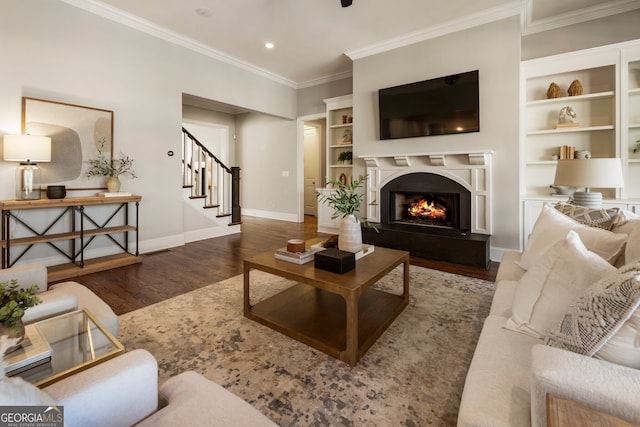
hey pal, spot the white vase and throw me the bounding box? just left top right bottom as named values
left=338, top=214, right=363, bottom=253
left=106, top=176, right=121, bottom=192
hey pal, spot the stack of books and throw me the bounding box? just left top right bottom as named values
left=5, top=324, right=52, bottom=376
left=274, top=246, right=324, bottom=264
left=558, top=145, right=575, bottom=159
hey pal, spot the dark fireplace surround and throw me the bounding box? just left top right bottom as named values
left=362, top=172, right=490, bottom=268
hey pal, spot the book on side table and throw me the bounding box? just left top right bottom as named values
left=5, top=324, right=52, bottom=375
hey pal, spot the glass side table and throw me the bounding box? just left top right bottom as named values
left=7, top=309, right=124, bottom=388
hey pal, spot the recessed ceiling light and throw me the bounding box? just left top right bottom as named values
left=265, top=42, right=275, bottom=49
left=195, top=8, right=212, bottom=17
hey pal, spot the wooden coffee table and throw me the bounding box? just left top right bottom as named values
left=243, top=240, right=410, bottom=365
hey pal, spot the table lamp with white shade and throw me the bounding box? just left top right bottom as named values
left=3, top=134, right=52, bottom=200
left=553, top=158, right=624, bottom=209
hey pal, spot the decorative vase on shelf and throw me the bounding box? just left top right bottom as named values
left=106, top=176, right=121, bottom=192
left=338, top=214, right=363, bottom=253
left=0, top=318, right=25, bottom=354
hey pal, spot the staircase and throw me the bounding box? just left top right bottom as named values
left=182, top=127, right=241, bottom=225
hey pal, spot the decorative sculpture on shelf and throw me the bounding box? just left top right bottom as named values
left=342, top=128, right=352, bottom=143
left=558, top=106, right=577, bottom=124
left=568, top=79, right=583, bottom=96
left=547, top=82, right=561, bottom=99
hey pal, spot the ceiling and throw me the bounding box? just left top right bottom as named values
left=65, top=0, right=639, bottom=87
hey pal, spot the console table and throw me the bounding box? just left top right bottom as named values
left=1, top=195, right=141, bottom=281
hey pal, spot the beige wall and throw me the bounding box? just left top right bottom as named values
left=352, top=17, right=522, bottom=254
left=0, top=0, right=297, bottom=262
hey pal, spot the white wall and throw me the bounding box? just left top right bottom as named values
left=352, top=17, right=522, bottom=254
left=0, top=0, right=297, bottom=264
left=236, top=113, right=299, bottom=221
left=297, top=78, right=353, bottom=117
left=522, top=9, right=640, bottom=61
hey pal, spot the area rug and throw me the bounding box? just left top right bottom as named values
left=119, top=265, right=494, bottom=426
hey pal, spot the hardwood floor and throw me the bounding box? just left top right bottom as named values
left=68, top=215, right=499, bottom=316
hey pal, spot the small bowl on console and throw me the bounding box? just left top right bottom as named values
left=286, top=239, right=305, bottom=253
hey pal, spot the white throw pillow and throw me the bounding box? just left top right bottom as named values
left=506, top=230, right=616, bottom=338
left=519, top=203, right=627, bottom=270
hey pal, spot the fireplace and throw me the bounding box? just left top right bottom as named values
left=380, top=172, right=471, bottom=232
left=360, top=152, right=492, bottom=268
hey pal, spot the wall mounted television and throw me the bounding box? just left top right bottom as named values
left=378, top=70, right=479, bottom=140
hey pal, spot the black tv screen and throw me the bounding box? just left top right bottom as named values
left=379, top=70, right=479, bottom=140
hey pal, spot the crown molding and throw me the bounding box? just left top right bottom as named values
left=345, top=1, right=526, bottom=61
left=522, top=0, right=640, bottom=35
left=297, top=70, right=353, bottom=89
left=59, top=0, right=298, bottom=88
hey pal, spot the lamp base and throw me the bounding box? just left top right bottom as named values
left=570, top=191, right=602, bottom=209
left=16, top=163, right=42, bottom=200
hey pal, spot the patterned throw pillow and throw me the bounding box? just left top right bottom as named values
left=546, top=261, right=640, bottom=363
left=554, top=203, right=619, bottom=230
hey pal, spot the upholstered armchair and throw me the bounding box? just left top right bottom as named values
left=0, top=264, right=118, bottom=337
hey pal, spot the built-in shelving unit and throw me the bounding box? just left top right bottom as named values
left=623, top=46, right=640, bottom=199
left=521, top=56, right=618, bottom=199
left=520, top=41, right=640, bottom=248
left=325, top=95, right=353, bottom=184
left=318, top=95, right=354, bottom=233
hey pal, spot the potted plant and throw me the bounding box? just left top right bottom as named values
left=87, top=138, right=137, bottom=192
left=337, top=151, right=352, bottom=165
left=317, top=174, right=376, bottom=252
left=0, top=280, right=41, bottom=353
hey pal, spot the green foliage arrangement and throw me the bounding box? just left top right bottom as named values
left=87, top=138, right=137, bottom=179
left=0, top=280, right=41, bottom=332
left=317, top=174, right=377, bottom=230
left=337, top=151, right=352, bottom=163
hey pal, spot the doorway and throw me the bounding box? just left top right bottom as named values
left=297, top=114, right=325, bottom=221
left=303, top=124, right=321, bottom=216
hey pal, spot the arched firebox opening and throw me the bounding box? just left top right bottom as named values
left=380, top=172, right=471, bottom=233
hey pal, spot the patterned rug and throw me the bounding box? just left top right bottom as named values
left=119, top=265, right=494, bottom=426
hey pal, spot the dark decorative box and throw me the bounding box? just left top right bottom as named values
left=314, top=248, right=355, bottom=274
left=46, top=185, right=66, bottom=199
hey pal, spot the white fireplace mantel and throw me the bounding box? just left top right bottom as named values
left=359, top=150, right=493, bottom=235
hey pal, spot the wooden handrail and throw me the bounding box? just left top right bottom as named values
left=182, top=127, right=231, bottom=173
left=181, top=127, right=241, bottom=225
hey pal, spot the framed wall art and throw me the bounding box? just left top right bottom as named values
left=21, top=97, right=113, bottom=190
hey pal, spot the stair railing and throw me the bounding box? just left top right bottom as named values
left=181, top=127, right=241, bottom=225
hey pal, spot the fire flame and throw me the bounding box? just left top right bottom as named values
left=408, top=199, right=447, bottom=220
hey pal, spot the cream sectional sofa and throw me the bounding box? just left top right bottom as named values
left=458, top=203, right=640, bottom=426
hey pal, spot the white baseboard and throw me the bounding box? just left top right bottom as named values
left=490, top=246, right=519, bottom=263
left=138, top=234, right=185, bottom=254
left=242, top=209, right=299, bottom=223
left=184, top=224, right=241, bottom=243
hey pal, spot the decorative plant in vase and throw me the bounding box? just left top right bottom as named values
left=317, top=174, right=377, bottom=253
left=0, top=280, right=41, bottom=353
left=87, top=138, right=137, bottom=192
left=337, top=151, right=352, bottom=165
